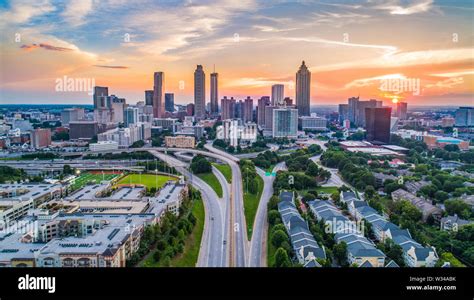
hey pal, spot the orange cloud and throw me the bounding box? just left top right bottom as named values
left=20, top=43, right=74, bottom=52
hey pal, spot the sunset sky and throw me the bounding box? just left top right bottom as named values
left=0, top=0, right=473, bottom=106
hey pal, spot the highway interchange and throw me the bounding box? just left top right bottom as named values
left=5, top=144, right=303, bottom=267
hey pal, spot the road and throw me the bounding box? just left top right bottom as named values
left=212, top=165, right=231, bottom=267
left=248, top=162, right=286, bottom=267
left=310, top=154, right=345, bottom=187
left=204, top=143, right=248, bottom=267
left=148, top=150, right=226, bottom=267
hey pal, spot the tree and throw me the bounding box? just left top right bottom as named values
left=364, top=185, right=376, bottom=199
left=268, top=210, right=281, bottom=225
left=435, top=252, right=465, bottom=267
left=274, top=248, right=291, bottom=267
left=190, top=155, right=212, bottom=174
left=153, top=250, right=162, bottom=262
left=333, top=242, right=348, bottom=266
left=445, top=199, right=472, bottom=219
left=305, top=162, right=319, bottom=177
left=271, top=230, right=289, bottom=248
left=63, top=164, right=73, bottom=175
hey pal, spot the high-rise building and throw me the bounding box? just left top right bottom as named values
left=69, top=121, right=99, bottom=140
left=348, top=96, right=359, bottom=123
left=355, top=99, right=382, bottom=127
left=221, top=96, right=236, bottom=120
left=124, top=107, right=139, bottom=127
left=296, top=61, right=311, bottom=116
left=93, top=86, right=108, bottom=109
left=153, top=72, right=165, bottom=118
left=300, top=114, right=327, bottom=131
left=284, top=97, right=293, bottom=106
left=455, top=107, right=474, bottom=127
left=273, top=108, right=298, bottom=138
left=271, top=84, right=284, bottom=106
left=194, top=65, right=206, bottom=119
left=243, top=97, right=253, bottom=123
left=165, top=93, right=174, bottom=112
left=111, top=98, right=126, bottom=123
left=396, top=102, right=408, bottom=120
left=257, top=96, right=270, bottom=127
left=264, top=106, right=278, bottom=131
left=210, top=72, right=218, bottom=115
left=61, top=108, right=84, bottom=126
left=365, top=107, right=392, bottom=144
left=30, top=128, right=51, bottom=149
left=186, top=103, right=195, bottom=116
left=338, top=104, right=349, bottom=123
left=145, top=90, right=153, bottom=106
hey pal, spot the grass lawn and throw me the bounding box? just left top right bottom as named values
left=243, top=175, right=264, bottom=240
left=315, top=186, right=339, bottom=194
left=197, top=172, right=223, bottom=198
left=171, top=198, right=205, bottom=267
left=117, top=174, right=176, bottom=189
left=212, top=163, right=232, bottom=183
left=71, top=172, right=120, bottom=190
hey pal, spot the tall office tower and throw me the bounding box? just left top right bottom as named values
left=271, top=84, right=284, bottom=106
left=273, top=108, right=298, bottom=138
left=338, top=104, right=349, bottom=123
left=455, top=107, right=474, bottom=127
left=264, top=106, right=278, bottom=131
left=61, top=108, right=85, bottom=126
left=30, top=128, right=52, bottom=148
left=243, top=96, right=253, bottom=123
left=153, top=72, right=165, bottom=118
left=365, top=107, right=392, bottom=144
left=257, top=96, right=270, bottom=127
left=235, top=100, right=244, bottom=120
left=355, top=99, right=382, bottom=127
left=221, top=96, right=236, bottom=120
left=194, top=65, right=206, bottom=119
left=165, top=93, right=174, bottom=112
left=186, top=103, right=195, bottom=116
left=296, top=61, right=311, bottom=116
left=93, top=86, right=109, bottom=109
left=210, top=72, right=218, bottom=115
left=145, top=90, right=154, bottom=106
left=111, top=98, right=126, bottom=123
left=348, top=96, right=359, bottom=123
left=124, top=107, right=139, bottom=127
left=396, top=102, right=408, bottom=120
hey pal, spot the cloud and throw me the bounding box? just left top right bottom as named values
left=372, top=0, right=434, bottom=15
left=20, top=43, right=74, bottom=52
left=93, top=65, right=129, bottom=69
left=61, top=0, right=94, bottom=26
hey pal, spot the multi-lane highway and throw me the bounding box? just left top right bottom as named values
left=248, top=162, right=286, bottom=267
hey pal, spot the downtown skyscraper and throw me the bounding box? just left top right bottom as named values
left=296, top=61, right=311, bottom=116
left=210, top=71, right=218, bottom=116
left=194, top=65, right=206, bottom=119
left=93, top=86, right=108, bottom=109
left=153, top=72, right=165, bottom=118
left=271, top=84, right=284, bottom=106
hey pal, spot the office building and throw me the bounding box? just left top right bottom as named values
left=69, top=121, right=99, bottom=140
left=93, top=86, right=108, bottom=109
left=30, top=128, right=52, bottom=148
left=284, top=97, right=293, bottom=106
left=111, top=98, right=125, bottom=123
left=296, top=61, right=311, bottom=116
left=338, top=104, right=349, bottom=123
left=145, top=90, right=153, bottom=106
left=264, top=106, right=278, bottom=132
left=257, top=96, right=270, bottom=127
left=455, top=107, right=474, bottom=127
left=124, top=107, right=139, bottom=127
left=273, top=108, right=298, bottom=138
left=356, top=99, right=383, bottom=127
left=61, top=108, right=84, bottom=126
left=153, top=72, right=165, bottom=118
left=194, top=65, right=206, bottom=119
left=365, top=107, right=392, bottom=144
left=221, top=96, right=236, bottom=120
left=210, top=72, right=218, bottom=115
left=165, top=136, right=195, bottom=148
left=89, top=141, right=119, bottom=152
left=243, top=97, right=253, bottom=123
left=396, top=102, right=408, bottom=120
left=271, top=84, right=284, bottom=106
left=165, top=93, right=174, bottom=112
left=300, top=115, right=327, bottom=131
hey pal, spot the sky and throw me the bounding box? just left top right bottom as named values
left=0, top=0, right=473, bottom=106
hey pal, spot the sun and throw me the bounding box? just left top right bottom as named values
left=392, top=98, right=399, bottom=104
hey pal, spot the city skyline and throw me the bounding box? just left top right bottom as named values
left=0, top=0, right=473, bottom=106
